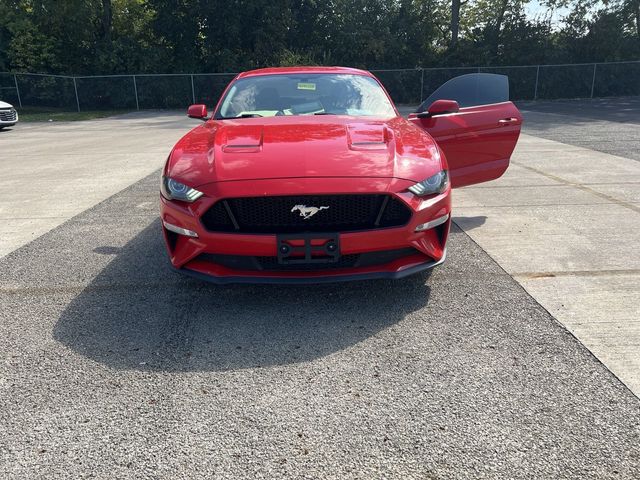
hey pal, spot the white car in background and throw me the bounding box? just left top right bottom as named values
left=0, top=100, right=18, bottom=129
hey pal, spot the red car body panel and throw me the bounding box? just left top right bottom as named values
left=167, top=116, right=443, bottom=186
left=408, top=102, right=522, bottom=188
left=160, top=67, right=521, bottom=284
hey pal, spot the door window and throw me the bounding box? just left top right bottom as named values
left=417, top=73, right=509, bottom=112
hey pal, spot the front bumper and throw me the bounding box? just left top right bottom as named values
left=172, top=251, right=446, bottom=284
left=160, top=178, right=451, bottom=284
left=0, top=109, right=18, bottom=126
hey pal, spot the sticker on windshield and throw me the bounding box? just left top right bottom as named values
left=297, top=82, right=316, bottom=91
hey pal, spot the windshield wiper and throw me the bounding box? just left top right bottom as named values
left=314, top=112, right=337, bottom=115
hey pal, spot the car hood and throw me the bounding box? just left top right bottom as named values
left=166, top=116, right=442, bottom=186
left=0, top=100, right=14, bottom=109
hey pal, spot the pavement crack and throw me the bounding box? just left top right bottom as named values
left=515, top=269, right=640, bottom=279
left=511, top=160, right=640, bottom=214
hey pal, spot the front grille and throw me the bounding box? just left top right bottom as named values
left=201, top=194, right=412, bottom=234
left=197, top=247, right=420, bottom=272
left=257, top=254, right=360, bottom=271
left=0, top=109, right=17, bottom=122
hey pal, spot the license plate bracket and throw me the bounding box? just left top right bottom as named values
left=276, top=233, right=340, bottom=265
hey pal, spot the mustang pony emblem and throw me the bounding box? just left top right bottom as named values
left=291, top=204, right=330, bottom=220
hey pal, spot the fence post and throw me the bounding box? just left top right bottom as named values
left=419, top=68, right=424, bottom=103
left=13, top=74, right=22, bottom=108
left=133, top=75, right=140, bottom=110
left=590, top=63, right=597, bottom=98
left=534, top=65, right=540, bottom=100
left=73, top=77, right=81, bottom=112
left=191, top=75, right=196, bottom=104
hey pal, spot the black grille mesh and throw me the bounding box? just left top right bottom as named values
left=197, top=247, right=420, bottom=272
left=201, top=194, right=411, bottom=234
left=257, top=254, right=360, bottom=271
left=0, top=109, right=17, bottom=122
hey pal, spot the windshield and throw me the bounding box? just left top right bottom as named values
left=215, top=73, right=396, bottom=119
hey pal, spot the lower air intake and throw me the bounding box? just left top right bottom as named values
left=196, top=247, right=421, bottom=272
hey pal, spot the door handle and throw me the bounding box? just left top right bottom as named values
left=499, top=117, right=518, bottom=125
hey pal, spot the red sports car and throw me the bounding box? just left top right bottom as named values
left=160, top=67, right=521, bottom=283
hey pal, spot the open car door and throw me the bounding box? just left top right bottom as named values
left=408, top=73, right=521, bottom=188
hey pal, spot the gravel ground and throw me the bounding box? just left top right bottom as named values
left=1, top=172, right=639, bottom=479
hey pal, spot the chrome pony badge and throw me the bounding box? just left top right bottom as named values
left=291, top=204, right=329, bottom=220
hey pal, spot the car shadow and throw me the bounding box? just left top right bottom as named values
left=53, top=219, right=432, bottom=373
left=452, top=215, right=487, bottom=231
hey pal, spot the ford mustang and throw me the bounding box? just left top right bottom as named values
left=160, top=67, right=521, bottom=283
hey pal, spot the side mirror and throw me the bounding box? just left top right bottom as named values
left=417, top=99, right=459, bottom=118
left=187, top=104, right=208, bottom=120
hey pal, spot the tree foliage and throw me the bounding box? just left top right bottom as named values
left=0, top=0, right=638, bottom=74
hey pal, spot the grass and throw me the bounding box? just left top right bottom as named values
left=17, top=109, right=132, bottom=123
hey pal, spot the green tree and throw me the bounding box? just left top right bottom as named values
left=0, top=0, right=638, bottom=75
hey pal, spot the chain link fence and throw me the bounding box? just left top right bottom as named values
left=1, top=61, right=639, bottom=113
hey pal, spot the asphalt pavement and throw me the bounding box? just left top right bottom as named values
left=1, top=172, right=639, bottom=478
left=0, top=113, right=188, bottom=256
left=518, top=97, right=640, bottom=162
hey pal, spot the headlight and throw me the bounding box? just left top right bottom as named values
left=160, top=176, right=203, bottom=202
left=408, top=170, right=449, bottom=196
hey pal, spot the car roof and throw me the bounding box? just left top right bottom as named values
left=237, top=66, right=373, bottom=79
